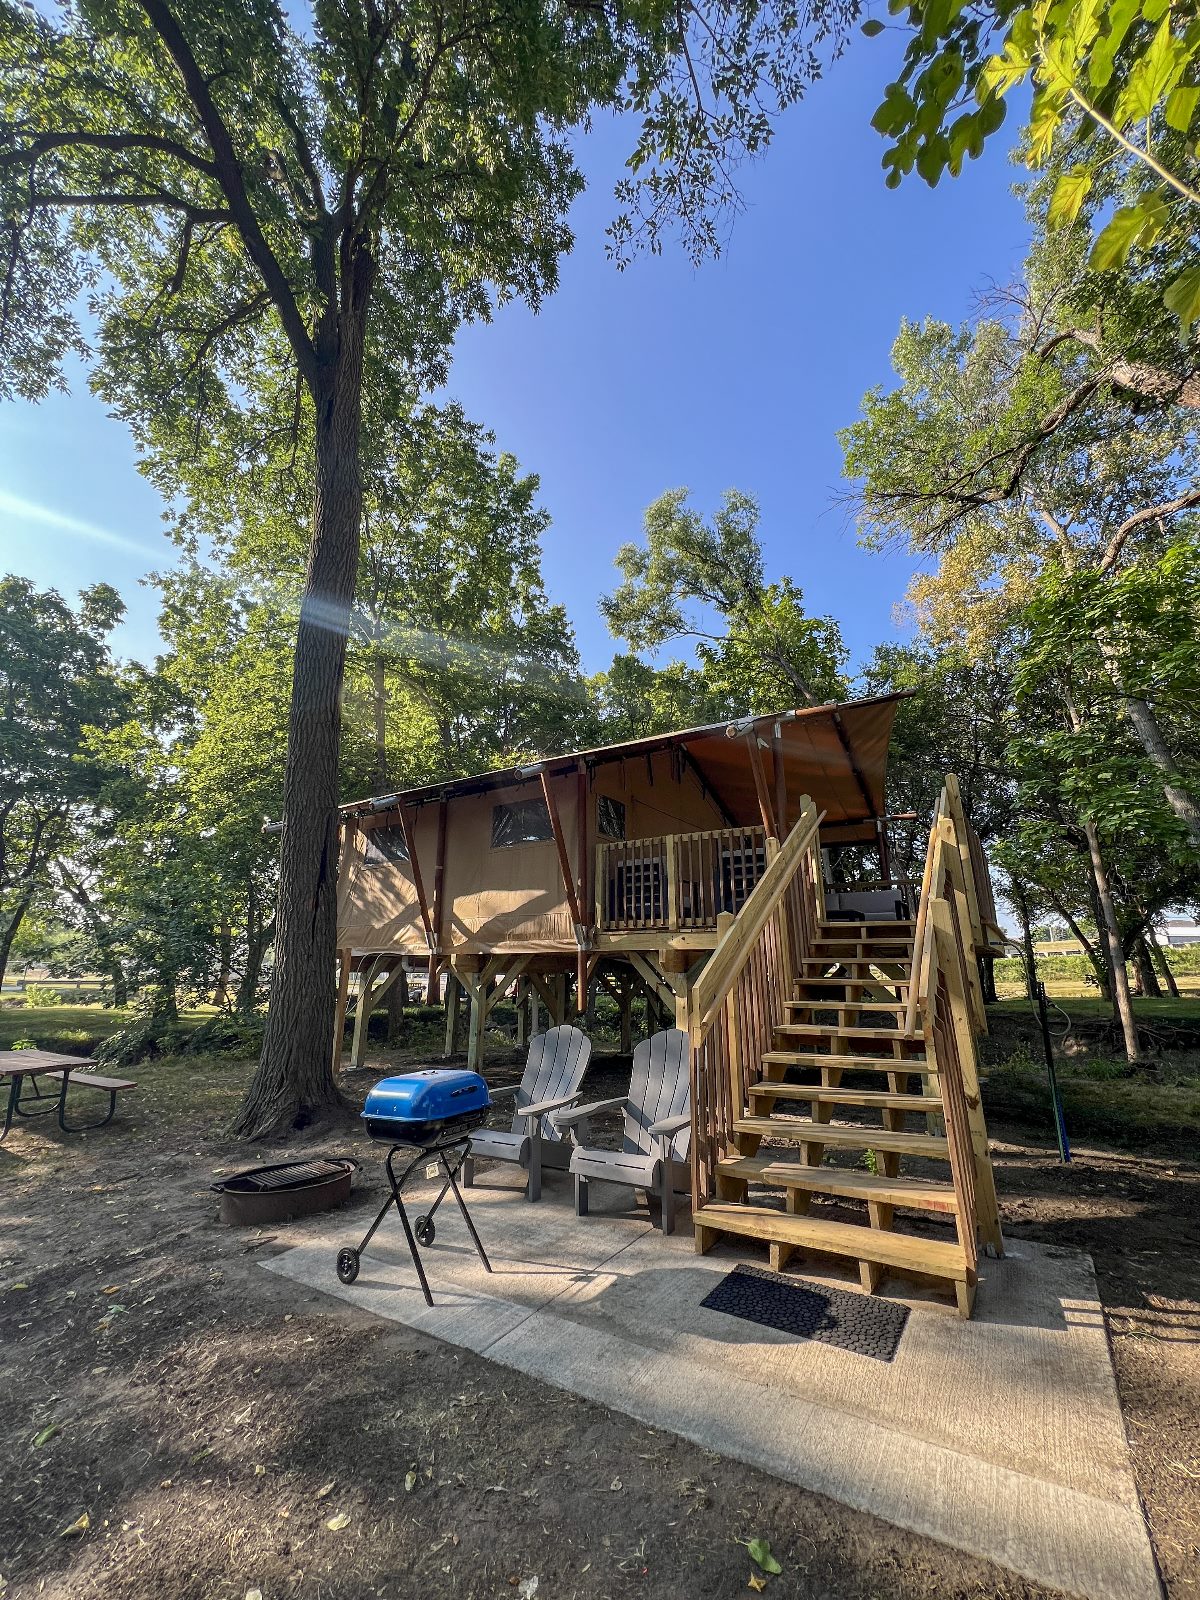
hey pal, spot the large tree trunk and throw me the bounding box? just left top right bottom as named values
left=0, top=889, right=35, bottom=994
left=232, top=334, right=365, bottom=1138
left=212, top=920, right=233, bottom=1009
left=370, top=648, right=389, bottom=793
left=1082, top=818, right=1139, bottom=1061
left=1099, top=638, right=1200, bottom=848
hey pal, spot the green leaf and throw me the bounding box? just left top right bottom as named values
left=1163, top=266, right=1200, bottom=334
left=872, top=81, right=916, bottom=136
left=1165, top=85, right=1200, bottom=133
left=744, top=1539, right=783, bottom=1575
left=33, top=1424, right=61, bottom=1448
left=1089, top=204, right=1152, bottom=271
left=861, top=18, right=886, bottom=37
left=1047, top=168, right=1093, bottom=228
left=1115, top=17, right=1189, bottom=124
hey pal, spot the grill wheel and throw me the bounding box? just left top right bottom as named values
left=336, top=1247, right=360, bottom=1284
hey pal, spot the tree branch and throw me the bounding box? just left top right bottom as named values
left=1098, top=487, right=1200, bottom=574
left=0, top=129, right=217, bottom=177
left=138, top=0, right=320, bottom=391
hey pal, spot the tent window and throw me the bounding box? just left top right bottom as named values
left=363, top=825, right=410, bottom=866
left=597, top=796, right=626, bottom=839
left=491, top=798, right=553, bottom=848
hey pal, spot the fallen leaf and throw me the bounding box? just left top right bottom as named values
left=748, top=1575, right=768, bottom=1593
left=10, top=1283, right=28, bottom=1291
left=404, top=1471, right=417, bottom=1493
left=32, top=1424, right=61, bottom=1448
left=100, top=1285, right=122, bottom=1295
left=325, top=1512, right=351, bottom=1532
left=245, top=1591, right=263, bottom=1600
left=743, top=1538, right=782, bottom=1575
left=253, top=1465, right=265, bottom=1476
left=60, top=1512, right=90, bottom=1539
left=610, top=1477, right=622, bottom=1492
left=517, top=1580, right=539, bottom=1600
left=316, top=1481, right=335, bottom=1499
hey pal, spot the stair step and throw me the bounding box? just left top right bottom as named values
left=716, top=1155, right=959, bottom=1214
left=775, top=1024, right=919, bottom=1042
left=747, top=1083, right=943, bottom=1113
left=694, top=1202, right=969, bottom=1282
left=734, top=1115, right=950, bottom=1159
left=785, top=999, right=907, bottom=1013
left=819, top=919, right=916, bottom=932
left=797, top=959, right=910, bottom=973
left=761, top=1051, right=933, bottom=1073
left=795, top=975, right=910, bottom=990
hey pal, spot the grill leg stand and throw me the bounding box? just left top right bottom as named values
left=440, top=1155, right=492, bottom=1274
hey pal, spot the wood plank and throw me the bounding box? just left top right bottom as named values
left=693, top=1202, right=969, bottom=1279
left=774, top=1024, right=919, bottom=1041
left=761, top=1050, right=933, bottom=1073
left=715, top=1156, right=959, bottom=1213
left=733, top=1115, right=949, bottom=1158
left=747, top=1084, right=944, bottom=1113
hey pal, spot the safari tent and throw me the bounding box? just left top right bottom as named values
left=333, top=692, right=913, bottom=1067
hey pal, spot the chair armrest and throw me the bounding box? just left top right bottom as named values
left=515, top=1091, right=582, bottom=1123
left=551, top=1095, right=627, bottom=1130
left=488, top=1084, right=521, bottom=1102
left=648, top=1113, right=690, bottom=1138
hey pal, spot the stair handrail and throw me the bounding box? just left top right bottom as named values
left=904, top=775, right=994, bottom=1035
left=689, top=798, right=824, bottom=1042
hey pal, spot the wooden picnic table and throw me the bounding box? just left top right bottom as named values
left=0, top=1051, right=136, bottom=1140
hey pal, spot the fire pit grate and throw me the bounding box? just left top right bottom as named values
left=212, top=1157, right=356, bottom=1225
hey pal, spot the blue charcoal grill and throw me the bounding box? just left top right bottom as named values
left=336, top=1070, right=493, bottom=1304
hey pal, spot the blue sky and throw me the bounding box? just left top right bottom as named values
left=0, top=31, right=1031, bottom=678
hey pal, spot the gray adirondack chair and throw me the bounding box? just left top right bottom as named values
left=463, top=1025, right=592, bottom=1201
left=553, top=1028, right=691, bottom=1235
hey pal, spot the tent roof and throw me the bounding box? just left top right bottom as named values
left=340, top=691, right=910, bottom=837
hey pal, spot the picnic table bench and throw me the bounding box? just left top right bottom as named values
left=0, top=1051, right=136, bottom=1140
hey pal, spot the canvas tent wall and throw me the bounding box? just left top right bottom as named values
left=335, top=692, right=907, bottom=958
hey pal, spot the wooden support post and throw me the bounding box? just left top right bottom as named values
left=332, top=947, right=351, bottom=1073
left=466, top=978, right=488, bottom=1072
left=745, top=732, right=778, bottom=839
left=428, top=798, right=448, bottom=992
left=772, top=727, right=788, bottom=840
left=619, top=972, right=632, bottom=1054
left=443, top=972, right=464, bottom=1058
left=349, top=954, right=381, bottom=1070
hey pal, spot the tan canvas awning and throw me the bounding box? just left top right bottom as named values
left=339, top=691, right=909, bottom=838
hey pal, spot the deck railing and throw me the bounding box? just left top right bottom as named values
left=907, top=774, right=1004, bottom=1255
left=685, top=799, right=824, bottom=1208
left=596, top=825, right=768, bottom=933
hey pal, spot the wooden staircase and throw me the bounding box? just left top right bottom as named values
left=686, top=788, right=1003, bottom=1319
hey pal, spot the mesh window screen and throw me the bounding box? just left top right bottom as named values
left=491, top=798, right=553, bottom=847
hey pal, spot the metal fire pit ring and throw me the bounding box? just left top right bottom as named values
left=212, top=1157, right=356, bottom=1226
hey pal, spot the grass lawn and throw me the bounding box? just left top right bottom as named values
left=0, top=1005, right=215, bottom=1056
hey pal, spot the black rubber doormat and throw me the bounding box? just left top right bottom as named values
left=699, top=1263, right=910, bottom=1361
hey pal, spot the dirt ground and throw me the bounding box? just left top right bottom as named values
left=2, top=1047, right=1198, bottom=1600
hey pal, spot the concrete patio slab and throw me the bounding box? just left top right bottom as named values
left=263, top=1168, right=1160, bottom=1600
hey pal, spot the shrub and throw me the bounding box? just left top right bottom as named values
left=95, top=1016, right=189, bottom=1068
left=23, top=983, right=63, bottom=1008
left=184, top=1013, right=265, bottom=1060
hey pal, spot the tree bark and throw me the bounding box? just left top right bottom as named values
left=1145, top=924, right=1180, bottom=999
left=1131, top=938, right=1160, bottom=998
left=370, top=648, right=389, bottom=794
left=1097, top=635, right=1200, bottom=848
left=0, top=888, right=35, bottom=994
left=231, top=328, right=366, bottom=1137
left=1082, top=817, right=1140, bottom=1061
left=1012, top=880, right=1039, bottom=1001
left=212, top=920, right=232, bottom=1009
